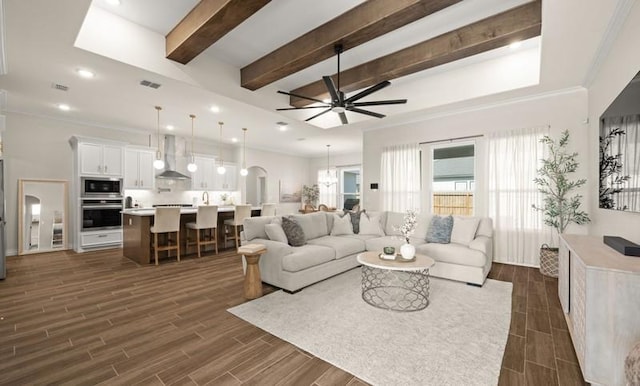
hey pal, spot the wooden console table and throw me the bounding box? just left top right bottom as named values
left=559, top=234, right=640, bottom=385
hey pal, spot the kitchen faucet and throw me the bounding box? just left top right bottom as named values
left=202, top=191, right=209, bottom=205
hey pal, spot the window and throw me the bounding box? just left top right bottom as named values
left=431, top=143, right=475, bottom=215
left=339, top=167, right=360, bottom=210
left=381, top=143, right=421, bottom=212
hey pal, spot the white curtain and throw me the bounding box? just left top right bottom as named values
left=487, top=126, right=554, bottom=265
left=318, top=169, right=337, bottom=208
left=602, top=115, right=640, bottom=211
left=381, top=143, right=421, bottom=212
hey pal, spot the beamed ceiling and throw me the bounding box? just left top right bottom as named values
left=166, top=0, right=541, bottom=107
left=0, top=0, right=627, bottom=157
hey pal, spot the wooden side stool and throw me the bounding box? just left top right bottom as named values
left=237, top=243, right=267, bottom=300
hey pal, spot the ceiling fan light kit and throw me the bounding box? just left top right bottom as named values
left=277, top=44, right=407, bottom=125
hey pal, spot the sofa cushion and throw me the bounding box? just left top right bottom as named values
left=413, top=213, right=432, bottom=240
left=359, top=212, right=385, bottom=236
left=243, top=216, right=276, bottom=241
left=330, top=213, right=354, bottom=236
left=307, top=236, right=365, bottom=259
left=265, top=223, right=287, bottom=243
left=426, top=215, right=453, bottom=244
left=281, top=245, right=336, bottom=272
left=476, top=217, right=493, bottom=238
left=290, top=212, right=329, bottom=240
left=282, top=217, right=306, bottom=247
left=416, top=242, right=487, bottom=268
left=384, top=212, right=404, bottom=236
left=450, top=216, right=480, bottom=246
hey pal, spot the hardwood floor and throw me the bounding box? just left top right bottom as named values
left=0, top=249, right=585, bottom=385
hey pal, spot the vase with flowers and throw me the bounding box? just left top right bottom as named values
left=397, top=210, right=418, bottom=260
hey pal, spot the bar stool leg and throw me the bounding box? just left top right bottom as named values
left=154, top=233, right=159, bottom=266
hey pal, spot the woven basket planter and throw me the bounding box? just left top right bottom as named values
left=539, top=244, right=559, bottom=278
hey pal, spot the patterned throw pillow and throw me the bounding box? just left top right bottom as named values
left=345, top=209, right=365, bottom=234
left=426, top=215, right=454, bottom=244
left=281, top=216, right=306, bottom=247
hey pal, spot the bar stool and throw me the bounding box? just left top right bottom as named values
left=260, top=203, right=276, bottom=216
left=224, top=204, right=252, bottom=249
left=150, top=207, right=181, bottom=265
left=185, top=205, right=218, bottom=257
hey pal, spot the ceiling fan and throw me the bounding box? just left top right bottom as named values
left=276, top=44, right=407, bottom=125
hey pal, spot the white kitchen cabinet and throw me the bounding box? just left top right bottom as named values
left=559, top=234, right=640, bottom=385
left=79, top=143, right=123, bottom=177
left=191, top=156, right=216, bottom=190
left=125, top=148, right=155, bottom=189
left=213, top=164, right=237, bottom=191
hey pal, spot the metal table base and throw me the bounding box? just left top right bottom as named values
left=360, top=264, right=431, bottom=312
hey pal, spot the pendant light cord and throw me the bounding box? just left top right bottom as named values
left=190, top=114, right=195, bottom=157
left=242, top=128, right=247, bottom=168
left=218, top=121, right=224, bottom=167
left=155, top=106, right=162, bottom=152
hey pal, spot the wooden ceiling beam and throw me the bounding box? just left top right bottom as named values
left=289, top=0, right=542, bottom=107
left=240, top=0, right=462, bottom=91
left=166, top=0, right=271, bottom=64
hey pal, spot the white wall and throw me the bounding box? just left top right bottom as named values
left=363, top=89, right=590, bottom=229
left=238, top=147, right=312, bottom=215
left=587, top=1, right=640, bottom=244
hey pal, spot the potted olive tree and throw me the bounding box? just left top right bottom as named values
left=302, top=184, right=319, bottom=207
left=532, top=129, right=590, bottom=277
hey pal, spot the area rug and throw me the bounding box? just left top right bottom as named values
left=228, top=268, right=512, bottom=386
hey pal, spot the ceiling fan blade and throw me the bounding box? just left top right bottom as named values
left=352, top=99, right=407, bottom=107
left=277, top=90, right=325, bottom=104
left=305, top=108, right=332, bottom=121
left=344, top=81, right=391, bottom=103
left=322, top=76, right=340, bottom=103
left=276, top=105, right=330, bottom=111
left=348, top=107, right=386, bottom=119
left=339, top=112, right=348, bottom=125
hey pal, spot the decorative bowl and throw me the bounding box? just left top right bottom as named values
left=383, top=246, right=395, bottom=255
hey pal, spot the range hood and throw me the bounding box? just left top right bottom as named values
left=156, top=135, right=191, bottom=180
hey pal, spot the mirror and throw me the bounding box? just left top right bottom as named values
left=18, top=179, right=68, bottom=255
left=246, top=166, right=268, bottom=206
left=599, top=71, right=640, bottom=212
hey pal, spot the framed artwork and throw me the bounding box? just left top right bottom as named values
left=279, top=180, right=302, bottom=203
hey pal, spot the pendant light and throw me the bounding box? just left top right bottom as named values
left=319, top=144, right=337, bottom=187
left=153, top=106, right=165, bottom=170
left=240, top=127, right=248, bottom=176
left=187, top=114, right=198, bottom=172
left=216, top=121, right=226, bottom=175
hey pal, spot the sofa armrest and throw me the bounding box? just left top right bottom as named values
left=469, top=235, right=493, bottom=259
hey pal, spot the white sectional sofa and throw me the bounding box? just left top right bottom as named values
left=241, top=211, right=493, bottom=292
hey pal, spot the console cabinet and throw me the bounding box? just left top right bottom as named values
left=559, top=234, right=640, bottom=385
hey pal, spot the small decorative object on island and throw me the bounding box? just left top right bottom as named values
left=532, top=129, right=590, bottom=277
left=302, top=184, right=319, bottom=206
left=397, top=210, right=418, bottom=260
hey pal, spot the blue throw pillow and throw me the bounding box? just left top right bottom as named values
left=426, top=215, right=454, bottom=244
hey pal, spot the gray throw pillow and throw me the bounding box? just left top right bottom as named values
left=426, top=215, right=454, bottom=244
left=344, top=209, right=365, bottom=234
left=281, top=216, right=306, bottom=247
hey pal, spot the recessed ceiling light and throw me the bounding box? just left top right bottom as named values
left=277, top=121, right=288, bottom=131
left=57, top=103, right=70, bottom=111
left=231, top=137, right=238, bottom=143
left=76, top=69, right=95, bottom=79
left=166, top=125, right=174, bottom=131
left=210, top=105, right=220, bottom=113
left=509, top=41, right=522, bottom=50
left=105, top=0, right=121, bottom=6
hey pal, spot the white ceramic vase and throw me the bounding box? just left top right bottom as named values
left=400, top=242, right=415, bottom=260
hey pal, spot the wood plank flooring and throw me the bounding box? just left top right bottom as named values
left=0, top=249, right=586, bottom=385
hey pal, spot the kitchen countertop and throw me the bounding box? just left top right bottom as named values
left=122, top=206, right=261, bottom=216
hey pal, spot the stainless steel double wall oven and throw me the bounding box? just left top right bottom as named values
left=80, top=177, right=123, bottom=231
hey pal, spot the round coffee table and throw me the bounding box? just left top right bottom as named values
left=357, top=251, right=435, bottom=312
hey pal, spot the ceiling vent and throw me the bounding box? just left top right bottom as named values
left=140, top=80, right=161, bottom=89
left=51, top=83, right=69, bottom=91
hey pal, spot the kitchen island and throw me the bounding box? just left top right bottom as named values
left=122, top=206, right=261, bottom=264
